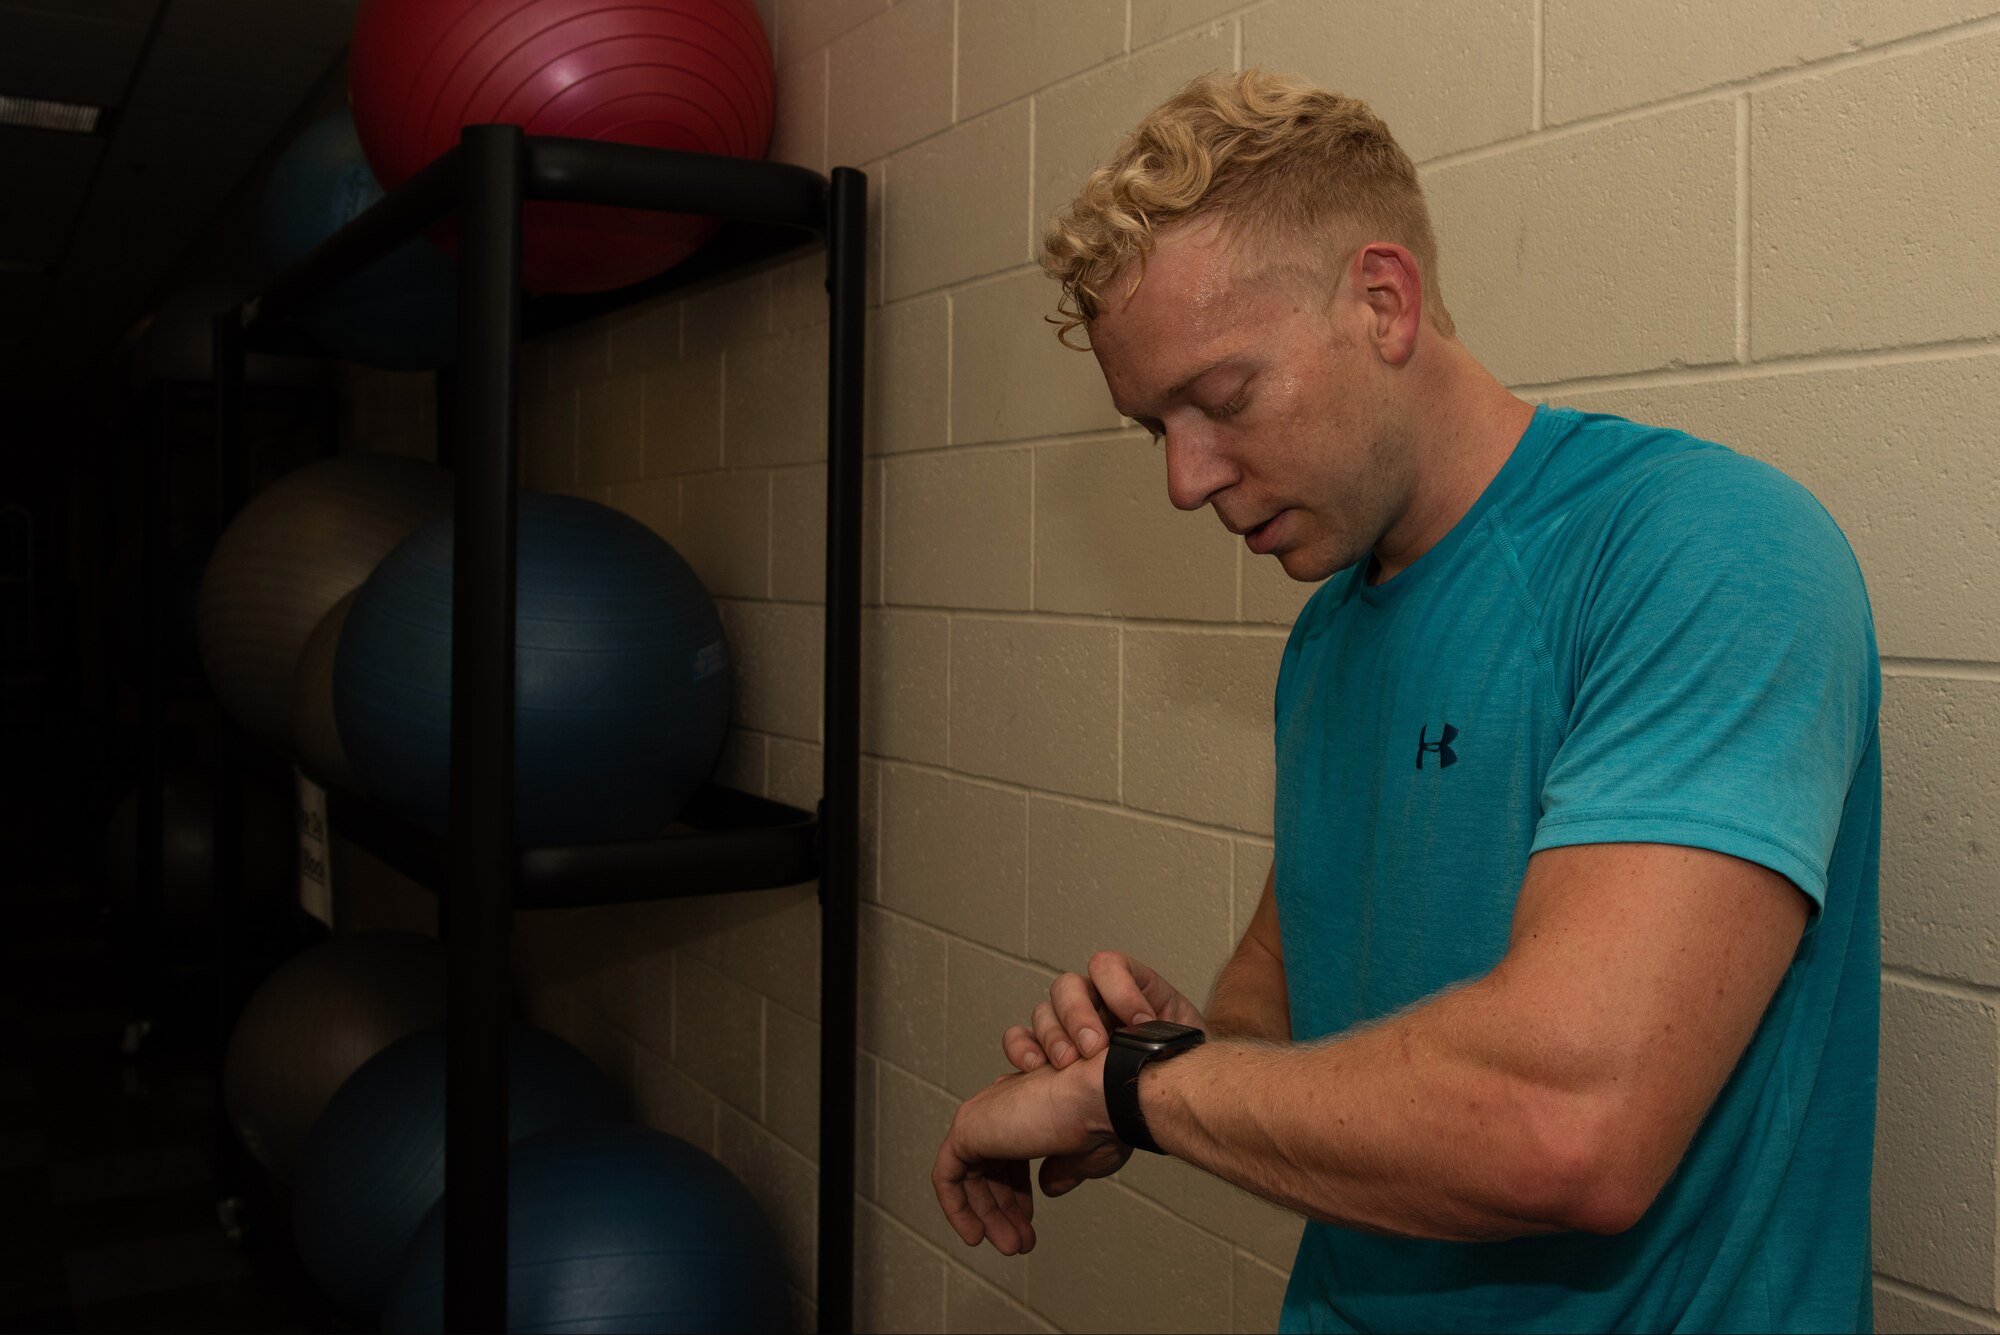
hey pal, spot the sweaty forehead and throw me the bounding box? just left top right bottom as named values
left=1091, top=229, right=1288, bottom=408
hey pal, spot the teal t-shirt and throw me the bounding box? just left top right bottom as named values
left=1272, top=405, right=1881, bottom=1334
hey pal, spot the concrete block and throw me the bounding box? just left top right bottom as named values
left=763, top=1001, right=819, bottom=1161
left=1026, top=797, right=1235, bottom=1002
left=1033, top=23, right=1235, bottom=240
left=1122, top=628, right=1283, bottom=834
left=631, top=1046, right=717, bottom=1156
left=945, top=938, right=1056, bottom=1100
left=524, top=380, right=577, bottom=493
left=857, top=1201, right=947, bottom=1333
left=676, top=469, right=770, bottom=599
left=1244, top=0, right=1533, bottom=162
left=862, top=609, right=950, bottom=766
left=877, top=765, right=1029, bottom=952
left=1752, top=34, right=2000, bottom=358
left=950, top=268, right=1128, bottom=446
left=717, top=599, right=824, bottom=741
left=884, top=103, right=1033, bottom=302
left=958, top=0, right=1126, bottom=123
left=947, top=1265, right=1060, bottom=1333
left=867, top=294, right=950, bottom=457
left=774, top=0, right=887, bottom=68
left=882, top=448, right=1033, bottom=610
left=641, top=355, right=723, bottom=476
left=1424, top=99, right=1737, bottom=386
left=672, top=955, right=763, bottom=1116
left=1234, top=1250, right=1292, bottom=1333
left=949, top=615, right=1120, bottom=799
left=576, top=371, right=645, bottom=483
left=1119, top=1152, right=1304, bottom=1271
left=1873, top=977, right=1999, bottom=1307
left=827, top=0, right=953, bottom=167
left=1556, top=352, right=2000, bottom=663
left=1034, top=432, right=1237, bottom=620
left=1025, top=1181, right=1232, bottom=1332
left=605, top=299, right=678, bottom=377
left=725, top=323, right=830, bottom=467
left=1130, top=0, right=1242, bottom=47
left=721, top=884, right=821, bottom=1022
left=1874, top=1283, right=2000, bottom=1334
left=772, top=48, right=828, bottom=175
left=770, top=464, right=823, bottom=603
left=603, top=477, right=676, bottom=548
left=765, top=736, right=820, bottom=813
left=1878, top=677, right=2000, bottom=988
left=1242, top=551, right=1323, bottom=627
left=684, top=270, right=771, bottom=351
left=716, top=1103, right=818, bottom=1299
left=1547, top=0, right=1846, bottom=125
left=861, top=906, right=951, bottom=1086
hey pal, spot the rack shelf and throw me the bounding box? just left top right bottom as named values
left=215, top=127, right=864, bottom=1334
left=318, top=780, right=820, bottom=910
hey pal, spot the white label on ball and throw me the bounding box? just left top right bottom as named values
left=295, top=768, right=333, bottom=928
left=693, top=640, right=727, bottom=681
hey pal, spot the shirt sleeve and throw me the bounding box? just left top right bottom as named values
left=1530, top=450, right=1880, bottom=913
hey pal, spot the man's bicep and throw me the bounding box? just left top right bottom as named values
left=1491, top=842, right=1808, bottom=1226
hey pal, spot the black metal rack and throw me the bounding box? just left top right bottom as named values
left=213, top=127, right=865, bottom=1333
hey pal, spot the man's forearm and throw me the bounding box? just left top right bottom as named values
left=1143, top=975, right=1615, bottom=1243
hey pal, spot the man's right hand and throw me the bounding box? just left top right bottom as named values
left=1002, top=950, right=1206, bottom=1073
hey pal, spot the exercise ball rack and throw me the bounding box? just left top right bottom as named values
left=212, top=127, right=865, bottom=1333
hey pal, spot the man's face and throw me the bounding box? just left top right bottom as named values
left=1088, top=219, right=1414, bottom=583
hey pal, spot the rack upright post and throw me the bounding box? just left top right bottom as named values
left=444, top=123, right=525, bottom=1334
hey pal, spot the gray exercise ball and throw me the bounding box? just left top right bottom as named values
left=222, top=930, right=447, bottom=1181
left=197, top=454, right=452, bottom=748
left=292, top=588, right=359, bottom=791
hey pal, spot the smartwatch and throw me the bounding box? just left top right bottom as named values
left=1103, top=1020, right=1205, bottom=1154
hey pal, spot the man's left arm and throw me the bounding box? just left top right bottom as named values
left=935, top=840, right=1808, bottom=1252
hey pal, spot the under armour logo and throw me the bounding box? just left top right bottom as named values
left=1416, top=723, right=1458, bottom=770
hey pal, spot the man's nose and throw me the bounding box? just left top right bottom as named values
left=1163, top=425, right=1232, bottom=513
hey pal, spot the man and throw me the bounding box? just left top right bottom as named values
left=930, top=69, right=1880, bottom=1333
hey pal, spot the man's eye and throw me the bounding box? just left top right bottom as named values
left=1208, top=391, right=1248, bottom=419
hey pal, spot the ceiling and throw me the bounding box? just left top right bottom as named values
left=0, top=0, right=358, bottom=398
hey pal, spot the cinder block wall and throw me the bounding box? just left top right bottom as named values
left=336, top=2, right=2000, bottom=1331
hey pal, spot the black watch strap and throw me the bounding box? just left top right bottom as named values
left=1104, top=1021, right=1205, bottom=1154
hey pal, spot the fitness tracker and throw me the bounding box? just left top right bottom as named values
left=1104, top=1020, right=1206, bottom=1154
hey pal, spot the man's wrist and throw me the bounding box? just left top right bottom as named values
left=1075, top=1048, right=1115, bottom=1138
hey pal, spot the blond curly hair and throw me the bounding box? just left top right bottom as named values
left=1040, top=68, right=1454, bottom=350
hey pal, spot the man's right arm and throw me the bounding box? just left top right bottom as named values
left=1203, top=863, right=1290, bottom=1042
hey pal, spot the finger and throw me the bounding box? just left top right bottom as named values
left=966, top=1168, right=1034, bottom=1255
left=1000, top=1024, right=1045, bottom=1073
left=932, top=1147, right=985, bottom=1247
left=1030, top=998, right=1078, bottom=1069
left=1049, top=971, right=1113, bottom=1060
left=1090, top=950, right=1171, bottom=1026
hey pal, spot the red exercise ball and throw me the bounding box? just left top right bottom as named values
left=349, top=0, right=775, bottom=294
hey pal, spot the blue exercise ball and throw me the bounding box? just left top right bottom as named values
left=382, top=1123, right=791, bottom=1334
left=260, top=109, right=457, bottom=369
left=290, top=1023, right=622, bottom=1320
left=331, top=493, right=732, bottom=847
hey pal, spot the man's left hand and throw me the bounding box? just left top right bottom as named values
left=931, top=1049, right=1129, bottom=1254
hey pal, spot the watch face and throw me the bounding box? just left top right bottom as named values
left=1114, top=1019, right=1203, bottom=1051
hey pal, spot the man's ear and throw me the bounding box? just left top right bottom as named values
left=1355, top=243, right=1424, bottom=367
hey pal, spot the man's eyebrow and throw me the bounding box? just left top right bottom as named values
left=1118, top=356, right=1239, bottom=420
